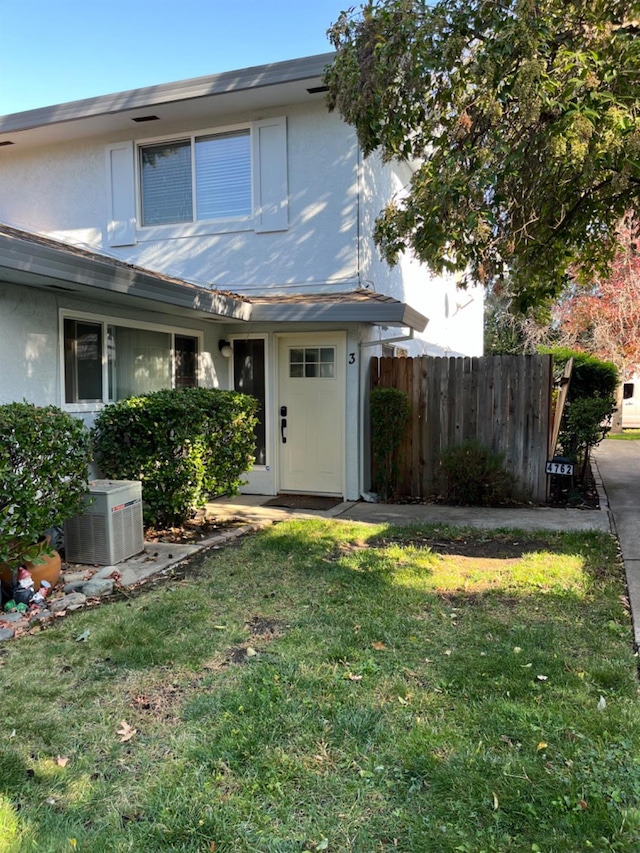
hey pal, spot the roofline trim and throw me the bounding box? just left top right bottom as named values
left=0, top=53, right=335, bottom=135
left=249, top=299, right=428, bottom=332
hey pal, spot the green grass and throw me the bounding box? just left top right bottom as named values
left=1, top=520, right=639, bottom=852
left=607, top=430, right=640, bottom=440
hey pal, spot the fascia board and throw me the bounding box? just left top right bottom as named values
left=0, top=53, right=335, bottom=134
left=249, top=301, right=428, bottom=332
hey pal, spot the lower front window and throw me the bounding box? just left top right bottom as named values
left=63, top=317, right=199, bottom=405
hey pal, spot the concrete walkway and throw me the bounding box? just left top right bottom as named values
left=207, top=491, right=611, bottom=533
left=593, top=440, right=640, bottom=651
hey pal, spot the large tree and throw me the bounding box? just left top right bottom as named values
left=554, top=214, right=640, bottom=375
left=325, top=0, right=640, bottom=310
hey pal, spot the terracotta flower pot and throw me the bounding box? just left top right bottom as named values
left=0, top=539, right=62, bottom=591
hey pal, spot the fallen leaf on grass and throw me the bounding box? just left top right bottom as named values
left=371, top=641, right=386, bottom=651
left=536, top=674, right=548, bottom=681
left=75, top=629, right=91, bottom=642
left=492, top=791, right=499, bottom=810
left=346, top=673, right=363, bottom=682
left=56, top=756, right=70, bottom=767
left=117, top=721, right=137, bottom=743
left=537, top=742, right=548, bottom=751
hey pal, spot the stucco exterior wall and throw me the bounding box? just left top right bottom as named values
left=0, top=104, right=361, bottom=294
left=360, top=151, right=484, bottom=357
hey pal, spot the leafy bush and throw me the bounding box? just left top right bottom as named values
left=92, top=388, right=259, bottom=527
left=0, top=403, right=91, bottom=569
left=547, top=347, right=619, bottom=401
left=545, top=348, right=619, bottom=482
left=438, top=440, right=515, bottom=506
left=370, top=386, right=411, bottom=501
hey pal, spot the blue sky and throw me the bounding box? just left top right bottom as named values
left=0, top=0, right=347, bottom=115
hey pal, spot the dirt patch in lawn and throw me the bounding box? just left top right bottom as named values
left=144, top=514, right=247, bottom=545
left=373, top=533, right=565, bottom=559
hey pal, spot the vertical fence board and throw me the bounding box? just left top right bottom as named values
left=372, top=354, right=552, bottom=502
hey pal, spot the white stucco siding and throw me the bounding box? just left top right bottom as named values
left=0, top=104, right=361, bottom=294
left=0, top=142, right=105, bottom=242
left=0, top=283, right=60, bottom=404
left=360, top=152, right=484, bottom=357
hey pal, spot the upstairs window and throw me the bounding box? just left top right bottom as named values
left=140, top=129, right=252, bottom=226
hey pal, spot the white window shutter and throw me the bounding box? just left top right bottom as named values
left=105, top=141, right=137, bottom=246
left=252, top=117, right=288, bottom=233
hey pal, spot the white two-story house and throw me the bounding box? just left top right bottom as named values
left=0, top=53, right=483, bottom=501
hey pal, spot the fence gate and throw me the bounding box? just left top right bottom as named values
left=371, top=355, right=552, bottom=503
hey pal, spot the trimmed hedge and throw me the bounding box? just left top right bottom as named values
left=370, top=386, right=411, bottom=501
left=92, top=388, right=259, bottom=527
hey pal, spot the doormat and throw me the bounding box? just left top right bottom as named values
left=262, top=495, right=343, bottom=511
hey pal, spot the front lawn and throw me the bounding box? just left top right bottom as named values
left=607, top=430, right=640, bottom=440
left=1, top=520, right=639, bottom=852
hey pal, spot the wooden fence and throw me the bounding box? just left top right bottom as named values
left=371, top=355, right=552, bottom=503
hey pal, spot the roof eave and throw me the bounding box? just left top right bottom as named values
left=249, top=300, right=428, bottom=332
left=0, top=231, right=251, bottom=321
left=0, top=53, right=335, bottom=135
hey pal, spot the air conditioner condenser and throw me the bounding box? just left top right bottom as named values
left=64, top=480, right=144, bottom=565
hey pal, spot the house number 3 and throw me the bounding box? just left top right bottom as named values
left=348, top=352, right=356, bottom=365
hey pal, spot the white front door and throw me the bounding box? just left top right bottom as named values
left=277, top=333, right=345, bottom=495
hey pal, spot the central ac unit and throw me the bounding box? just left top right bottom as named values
left=64, top=480, right=144, bottom=565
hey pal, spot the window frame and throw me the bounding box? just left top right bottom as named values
left=59, top=309, right=203, bottom=412
left=135, top=121, right=254, bottom=241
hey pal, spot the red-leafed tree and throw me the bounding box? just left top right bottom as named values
left=554, top=216, right=640, bottom=377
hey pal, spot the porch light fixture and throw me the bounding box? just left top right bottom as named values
left=218, top=340, right=233, bottom=358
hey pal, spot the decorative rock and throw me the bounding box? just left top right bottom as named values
left=30, top=609, right=52, bottom=622
left=93, top=566, right=119, bottom=580
left=0, top=612, right=24, bottom=623
left=50, top=593, right=87, bottom=613
left=64, top=581, right=88, bottom=594
left=0, top=627, right=15, bottom=642
left=82, top=579, right=115, bottom=598
left=61, top=571, right=93, bottom=585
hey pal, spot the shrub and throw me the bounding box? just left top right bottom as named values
left=544, top=348, right=619, bottom=482
left=370, top=386, right=411, bottom=501
left=0, top=403, right=91, bottom=569
left=92, top=388, right=259, bottom=527
left=438, top=440, right=515, bottom=506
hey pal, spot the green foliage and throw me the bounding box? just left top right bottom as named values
left=326, top=1, right=640, bottom=311
left=547, top=347, right=619, bottom=401
left=0, top=402, right=91, bottom=568
left=438, top=439, right=515, bottom=505
left=370, top=386, right=411, bottom=501
left=546, top=348, right=619, bottom=479
left=92, top=388, right=258, bottom=527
